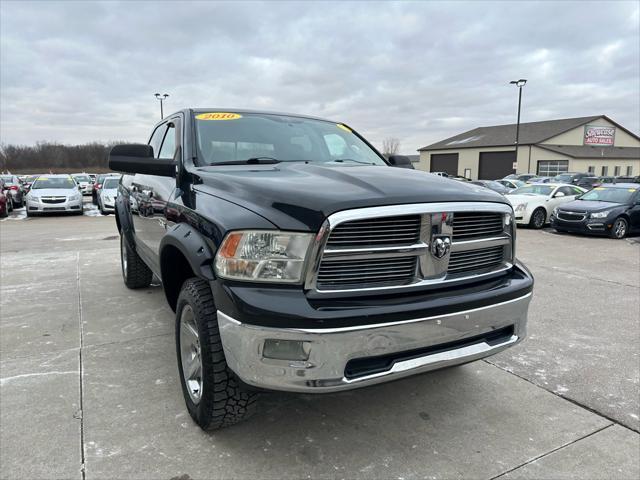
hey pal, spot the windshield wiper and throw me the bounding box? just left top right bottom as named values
left=329, top=158, right=376, bottom=165
left=210, top=157, right=281, bottom=166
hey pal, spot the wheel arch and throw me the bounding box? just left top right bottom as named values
left=159, top=223, right=216, bottom=311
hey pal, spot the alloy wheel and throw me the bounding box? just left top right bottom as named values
left=613, top=219, right=627, bottom=239
left=179, top=305, right=203, bottom=404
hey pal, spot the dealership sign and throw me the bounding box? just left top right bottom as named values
left=584, top=125, right=615, bottom=146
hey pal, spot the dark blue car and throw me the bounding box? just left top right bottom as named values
left=550, top=183, right=640, bottom=239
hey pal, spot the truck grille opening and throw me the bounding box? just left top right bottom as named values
left=325, top=215, right=421, bottom=248
left=448, top=246, right=505, bottom=274
left=311, top=204, right=512, bottom=292
left=452, top=212, right=504, bottom=240
left=316, top=256, right=417, bottom=289
left=344, top=325, right=515, bottom=379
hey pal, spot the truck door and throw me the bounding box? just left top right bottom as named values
left=131, top=118, right=179, bottom=271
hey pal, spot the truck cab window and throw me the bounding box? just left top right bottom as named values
left=158, top=125, right=177, bottom=159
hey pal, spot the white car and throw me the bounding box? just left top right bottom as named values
left=26, top=174, right=84, bottom=216
left=497, top=179, right=526, bottom=191
left=72, top=173, right=93, bottom=195
left=506, top=183, right=586, bottom=228
left=97, top=176, right=120, bottom=214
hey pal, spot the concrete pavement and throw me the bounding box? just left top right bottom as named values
left=1, top=210, right=638, bottom=479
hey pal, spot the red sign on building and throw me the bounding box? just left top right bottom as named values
left=584, top=125, right=615, bottom=146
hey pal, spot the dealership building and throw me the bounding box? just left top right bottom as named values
left=416, top=115, right=640, bottom=179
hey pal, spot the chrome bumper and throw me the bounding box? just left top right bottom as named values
left=217, top=292, right=531, bottom=393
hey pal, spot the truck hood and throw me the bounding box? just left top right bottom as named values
left=193, top=163, right=508, bottom=231
left=558, top=200, right=624, bottom=212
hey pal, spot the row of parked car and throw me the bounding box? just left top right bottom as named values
left=0, top=172, right=121, bottom=217
left=436, top=171, right=640, bottom=239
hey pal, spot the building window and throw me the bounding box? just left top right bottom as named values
left=537, top=160, right=568, bottom=177
left=601, top=166, right=608, bottom=176
left=614, top=166, right=621, bottom=176
left=588, top=166, right=595, bottom=174
left=627, top=166, right=633, bottom=176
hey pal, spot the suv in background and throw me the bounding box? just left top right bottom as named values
left=552, top=172, right=590, bottom=185
left=109, top=108, right=533, bottom=431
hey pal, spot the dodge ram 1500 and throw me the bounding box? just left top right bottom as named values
left=109, top=109, right=533, bottom=430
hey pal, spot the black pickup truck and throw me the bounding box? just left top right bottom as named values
left=109, top=109, right=534, bottom=430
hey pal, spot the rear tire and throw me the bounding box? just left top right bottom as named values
left=120, top=234, right=152, bottom=288
left=529, top=208, right=546, bottom=229
left=610, top=217, right=628, bottom=239
left=0, top=205, right=7, bottom=218
left=176, top=278, right=259, bottom=431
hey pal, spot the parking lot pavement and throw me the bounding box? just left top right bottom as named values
left=490, top=228, right=640, bottom=431
left=1, top=216, right=639, bottom=479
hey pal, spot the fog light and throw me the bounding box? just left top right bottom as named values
left=263, top=339, right=310, bottom=361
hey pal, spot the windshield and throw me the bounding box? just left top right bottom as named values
left=0, top=175, right=16, bottom=184
left=73, top=175, right=90, bottom=182
left=510, top=185, right=554, bottom=196
left=553, top=174, right=574, bottom=182
left=102, top=178, right=119, bottom=189
left=579, top=187, right=637, bottom=204
left=32, top=177, right=77, bottom=189
left=194, top=112, right=387, bottom=166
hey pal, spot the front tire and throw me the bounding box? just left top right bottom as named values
left=610, top=217, right=628, bottom=239
left=529, top=208, right=546, bottom=229
left=120, top=234, right=152, bottom=288
left=176, top=278, right=258, bottom=431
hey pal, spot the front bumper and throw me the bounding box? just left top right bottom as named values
left=550, top=215, right=611, bottom=235
left=101, top=198, right=116, bottom=212
left=216, top=265, right=533, bottom=393
left=27, top=197, right=83, bottom=213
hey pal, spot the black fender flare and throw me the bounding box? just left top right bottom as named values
left=159, top=223, right=216, bottom=282
left=115, top=195, right=136, bottom=248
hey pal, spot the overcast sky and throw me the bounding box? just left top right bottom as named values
left=1, top=0, right=638, bottom=154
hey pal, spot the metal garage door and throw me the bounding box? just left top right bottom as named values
left=478, top=151, right=516, bottom=179
left=430, top=153, right=458, bottom=176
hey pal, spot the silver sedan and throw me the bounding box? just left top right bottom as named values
left=26, top=175, right=84, bottom=216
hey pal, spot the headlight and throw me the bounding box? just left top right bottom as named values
left=590, top=210, right=611, bottom=219
left=214, top=230, right=313, bottom=283
left=552, top=207, right=559, bottom=216
left=515, top=203, right=527, bottom=213
left=28, top=195, right=39, bottom=201
left=69, top=194, right=80, bottom=201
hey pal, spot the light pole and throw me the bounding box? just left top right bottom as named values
left=154, top=93, right=169, bottom=119
left=509, top=79, right=527, bottom=172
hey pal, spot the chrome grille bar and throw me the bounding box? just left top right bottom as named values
left=305, top=202, right=515, bottom=293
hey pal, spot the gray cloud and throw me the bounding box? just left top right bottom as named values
left=1, top=0, right=638, bottom=153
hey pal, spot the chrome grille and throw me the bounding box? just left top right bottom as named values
left=452, top=212, right=504, bottom=240
left=325, top=215, right=421, bottom=248
left=448, top=246, right=505, bottom=274
left=308, top=203, right=514, bottom=293
left=558, top=211, right=586, bottom=221
left=317, top=256, right=417, bottom=288
left=41, top=196, right=66, bottom=204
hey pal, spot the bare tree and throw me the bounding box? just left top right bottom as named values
left=382, top=137, right=400, bottom=157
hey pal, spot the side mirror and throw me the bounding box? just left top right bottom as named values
left=387, top=155, right=415, bottom=169
left=109, top=144, right=176, bottom=177
left=554, top=191, right=565, bottom=198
